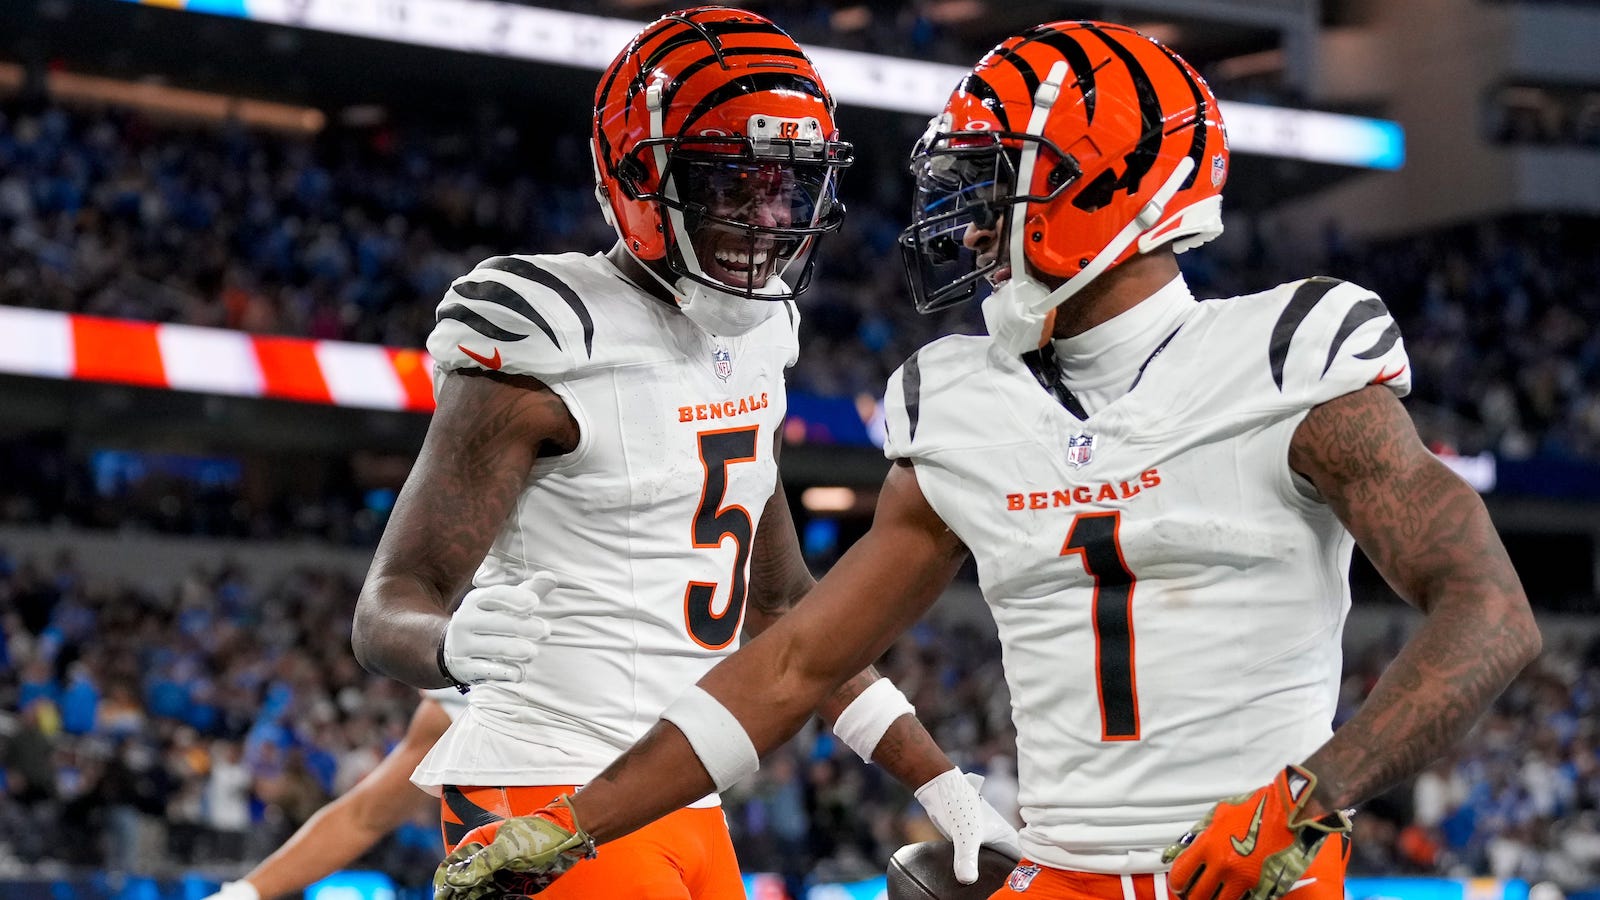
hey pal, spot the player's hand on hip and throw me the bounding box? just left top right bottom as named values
left=433, top=796, right=596, bottom=900
left=441, top=573, right=557, bottom=686
left=914, top=767, right=1023, bottom=884
left=1163, top=765, right=1351, bottom=900
left=201, top=881, right=259, bottom=900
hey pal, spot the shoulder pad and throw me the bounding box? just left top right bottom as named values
left=1266, top=277, right=1411, bottom=406
left=427, top=255, right=598, bottom=381
left=882, top=335, right=989, bottom=460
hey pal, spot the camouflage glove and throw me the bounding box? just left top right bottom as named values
left=433, top=795, right=597, bottom=900
left=1163, top=765, right=1351, bottom=900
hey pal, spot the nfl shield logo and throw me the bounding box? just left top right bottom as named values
left=1007, top=863, right=1041, bottom=892
left=1066, top=432, right=1096, bottom=468
left=713, top=343, right=733, bottom=382
left=1211, top=152, right=1226, bottom=187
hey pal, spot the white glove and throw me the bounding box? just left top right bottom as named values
left=441, top=573, right=556, bottom=686
left=914, top=767, right=1023, bottom=884
left=202, top=882, right=260, bottom=900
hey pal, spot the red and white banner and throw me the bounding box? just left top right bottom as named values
left=0, top=307, right=437, bottom=412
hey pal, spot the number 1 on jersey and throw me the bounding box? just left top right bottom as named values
left=685, top=426, right=759, bottom=649
left=1061, top=511, right=1140, bottom=741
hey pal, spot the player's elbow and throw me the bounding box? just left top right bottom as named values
left=1503, top=598, right=1542, bottom=671
left=349, top=591, right=386, bottom=676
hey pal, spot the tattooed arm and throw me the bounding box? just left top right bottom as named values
left=573, top=460, right=969, bottom=841
left=351, top=370, right=579, bottom=688
left=744, top=441, right=958, bottom=789
left=1289, top=385, right=1541, bottom=815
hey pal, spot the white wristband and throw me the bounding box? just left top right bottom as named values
left=659, top=685, right=760, bottom=792
left=832, top=677, right=916, bottom=762
left=214, top=882, right=261, bottom=900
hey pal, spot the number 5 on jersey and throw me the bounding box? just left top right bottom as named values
left=1061, top=511, right=1140, bottom=741
left=685, top=426, right=760, bottom=649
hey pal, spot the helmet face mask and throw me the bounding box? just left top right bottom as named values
left=592, top=8, right=851, bottom=331
left=622, top=132, right=848, bottom=296
left=899, top=130, right=1079, bottom=312
left=897, top=21, right=1229, bottom=332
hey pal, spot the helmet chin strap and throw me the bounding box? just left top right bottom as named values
left=983, top=62, right=1197, bottom=356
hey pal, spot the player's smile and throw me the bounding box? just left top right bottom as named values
left=697, top=230, right=778, bottom=290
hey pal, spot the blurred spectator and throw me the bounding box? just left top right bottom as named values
left=2, top=100, right=1600, bottom=462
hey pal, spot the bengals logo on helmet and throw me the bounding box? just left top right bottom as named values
left=590, top=7, right=852, bottom=302
left=900, top=21, right=1228, bottom=312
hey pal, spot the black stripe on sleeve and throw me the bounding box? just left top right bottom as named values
left=481, top=257, right=595, bottom=357
left=1322, top=296, right=1389, bottom=376
left=436, top=303, right=528, bottom=343
left=1353, top=322, right=1402, bottom=361
left=1268, top=277, right=1343, bottom=391
left=452, top=280, right=561, bottom=349
left=902, top=350, right=924, bottom=445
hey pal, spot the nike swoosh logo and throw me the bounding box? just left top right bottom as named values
left=1371, top=364, right=1406, bottom=385
left=1230, top=798, right=1267, bottom=855
left=1289, top=878, right=1317, bottom=893
left=459, top=344, right=503, bottom=370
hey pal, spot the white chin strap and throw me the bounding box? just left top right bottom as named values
left=982, top=156, right=1194, bottom=355
left=981, top=58, right=1198, bottom=355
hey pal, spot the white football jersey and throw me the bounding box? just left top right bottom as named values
left=411, top=252, right=797, bottom=800
left=882, top=276, right=1410, bottom=874
left=421, top=688, right=470, bottom=722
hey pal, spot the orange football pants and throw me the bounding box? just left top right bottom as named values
left=440, top=784, right=745, bottom=900
left=990, top=833, right=1350, bottom=900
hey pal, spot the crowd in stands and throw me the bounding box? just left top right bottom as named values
left=2, top=545, right=1598, bottom=893
left=3, top=100, right=1600, bottom=462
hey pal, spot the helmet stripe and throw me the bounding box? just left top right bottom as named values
left=1082, top=22, right=1162, bottom=197
left=640, top=19, right=791, bottom=74
left=992, top=46, right=1041, bottom=100
left=664, top=47, right=812, bottom=108
left=1016, top=26, right=1099, bottom=123
left=957, top=73, right=1011, bottom=131
left=1150, top=43, right=1208, bottom=191
left=679, top=71, right=825, bottom=133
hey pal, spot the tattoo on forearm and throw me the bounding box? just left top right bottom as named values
left=1291, top=387, right=1540, bottom=809
left=746, top=483, right=816, bottom=619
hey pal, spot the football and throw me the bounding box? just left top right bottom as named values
left=887, top=841, right=1023, bottom=900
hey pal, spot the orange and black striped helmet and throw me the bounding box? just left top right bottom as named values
left=592, top=7, right=851, bottom=303
left=900, top=21, right=1228, bottom=312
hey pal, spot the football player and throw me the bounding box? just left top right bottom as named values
left=428, top=20, right=1542, bottom=900
left=203, top=691, right=462, bottom=900
left=350, top=7, right=1017, bottom=898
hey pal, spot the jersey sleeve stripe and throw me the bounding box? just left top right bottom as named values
left=902, top=348, right=924, bottom=444
left=1352, top=321, right=1402, bottom=360
left=436, top=303, right=529, bottom=342
left=1321, top=296, right=1389, bottom=376
left=451, top=280, right=561, bottom=349
left=481, top=257, right=596, bottom=358
left=1268, top=276, right=1342, bottom=391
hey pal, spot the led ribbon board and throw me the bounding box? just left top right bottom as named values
left=111, top=0, right=1403, bottom=169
